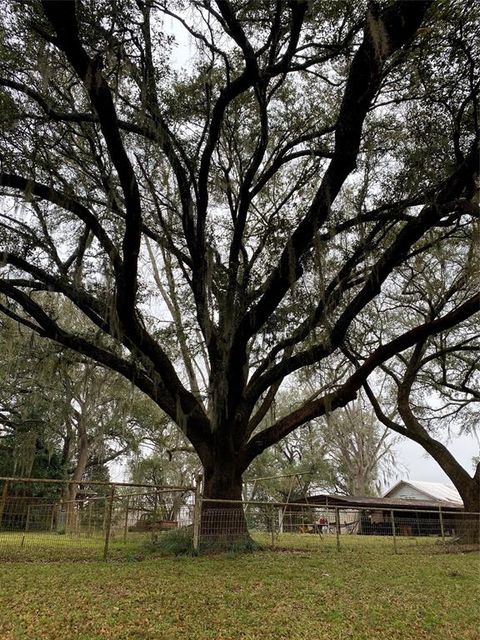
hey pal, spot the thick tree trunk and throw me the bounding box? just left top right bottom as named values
left=415, top=441, right=479, bottom=545
left=397, top=388, right=480, bottom=546
left=200, top=458, right=249, bottom=545
left=416, top=440, right=479, bottom=544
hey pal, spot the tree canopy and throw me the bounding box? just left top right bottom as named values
left=0, top=312, right=163, bottom=497
left=0, top=0, right=478, bottom=522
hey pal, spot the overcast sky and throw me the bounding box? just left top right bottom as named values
left=394, top=433, right=478, bottom=488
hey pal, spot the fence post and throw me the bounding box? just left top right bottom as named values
left=271, top=505, right=276, bottom=548
left=21, top=504, right=31, bottom=548
left=391, top=510, right=397, bottom=554
left=278, top=507, right=284, bottom=534
left=50, top=503, right=57, bottom=532
left=102, top=498, right=107, bottom=532
left=152, top=488, right=159, bottom=542
left=0, top=480, right=8, bottom=528
left=88, top=501, right=93, bottom=537
left=25, top=504, right=31, bottom=532
left=192, top=475, right=203, bottom=553
left=123, top=495, right=131, bottom=543
left=103, top=486, right=115, bottom=561
left=335, top=508, right=341, bottom=552
left=439, top=506, right=445, bottom=545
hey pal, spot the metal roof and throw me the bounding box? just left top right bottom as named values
left=383, top=481, right=463, bottom=506
left=300, top=493, right=463, bottom=511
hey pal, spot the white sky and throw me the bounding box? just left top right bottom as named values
left=395, top=433, right=479, bottom=487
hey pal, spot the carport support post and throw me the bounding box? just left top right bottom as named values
left=439, top=507, right=445, bottom=544
left=391, top=510, right=397, bottom=554
left=193, top=475, right=203, bottom=553
left=103, top=485, right=115, bottom=561
left=335, top=508, right=341, bottom=552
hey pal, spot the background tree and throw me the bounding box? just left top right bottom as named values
left=322, top=399, right=397, bottom=496
left=244, top=421, right=331, bottom=503
left=0, top=314, right=67, bottom=479
left=128, top=448, right=200, bottom=521
left=0, top=312, right=157, bottom=501
left=245, top=391, right=397, bottom=501
left=0, top=1, right=478, bottom=537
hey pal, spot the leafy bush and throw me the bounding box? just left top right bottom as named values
left=144, top=527, right=263, bottom=556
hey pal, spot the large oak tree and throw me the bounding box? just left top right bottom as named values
left=0, top=0, right=478, bottom=534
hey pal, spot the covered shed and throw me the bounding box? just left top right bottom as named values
left=292, top=482, right=464, bottom=536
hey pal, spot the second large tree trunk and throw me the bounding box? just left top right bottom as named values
left=455, top=483, right=480, bottom=545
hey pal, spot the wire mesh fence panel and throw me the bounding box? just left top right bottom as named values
left=108, top=489, right=195, bottom=546
left=1, top=479, right=478, bottom=560
left=199, top=498, right=480, bottom=555
left=0, top=478, right=195, bottom=561
left=200, top=507, right=250, bottom=546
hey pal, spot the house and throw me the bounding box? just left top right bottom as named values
left=383, top=480, right=463, bottom=506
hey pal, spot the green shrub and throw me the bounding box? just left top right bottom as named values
left=144, top=527, right=263, bottom=557
left=144, top=527, right=195, bottom=556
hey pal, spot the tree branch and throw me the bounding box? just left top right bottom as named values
left=243, top=289, right=479, bottom=466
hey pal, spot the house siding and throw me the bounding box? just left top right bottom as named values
left=387, top=485, right=431, bottom=501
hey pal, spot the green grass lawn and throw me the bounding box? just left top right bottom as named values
left=0, top=536, right=478, bottom=640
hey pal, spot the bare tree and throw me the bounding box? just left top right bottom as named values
left=322, top=399, right=397, bottom=496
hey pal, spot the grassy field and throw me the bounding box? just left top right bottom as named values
left=0, top=534, right=478, bottom=640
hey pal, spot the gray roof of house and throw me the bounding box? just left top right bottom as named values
left=383, top=480, right=463, bottom=505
